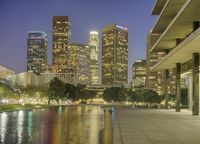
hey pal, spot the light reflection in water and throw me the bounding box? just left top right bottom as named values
left=0, top=106, right=114, bottom=144
left=28, top=111, right=33, bottom=142
left=89, top=107, right=101, bottom=144
left=103, top=109, right=113, bottom=144
left=17, top=111, right=24, bottom=144
left=0, top=112, right=8, bottom=143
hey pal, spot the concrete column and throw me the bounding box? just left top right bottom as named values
left=188, top=73, right=193, bottom=111
left=176, top=63, right=181, bottom=112
left=164, top=69, right=169, bottom=109
left=192, top=53, right=199, bottom=115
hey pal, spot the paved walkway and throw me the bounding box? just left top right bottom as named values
left=113, top=108, right=200, bottom=144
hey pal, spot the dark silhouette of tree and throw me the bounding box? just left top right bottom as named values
left=48, top=77, right=65, bottom=104
left=102, top=87, right=126, bottom=103
left=79, top=89, right=97, bottom=102
left=142, top=89, right=161, bottom=103
left=126, top=89, right=141, bottom=102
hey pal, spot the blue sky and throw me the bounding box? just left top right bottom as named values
left=0, top=0, right=157, bottom=82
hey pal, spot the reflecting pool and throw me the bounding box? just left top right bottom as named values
left=0, top=106, right=114, bottom=144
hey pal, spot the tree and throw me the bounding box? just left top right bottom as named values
left=64, top=83, right=77, bottom=101
left=142, top=89, right=161, bottom=103
left=0, top=82, right=15, bottom=99
left=48, top=77, right=65, bottom=104
left=102, top=86, right=126, bottom=103
left=75, top=84, right=86, bottom=101
left=79, top=89, right=97, bottom=103
left=126, top=89, right=141, bottom=102
left=22, top=86, right=47, bottom=102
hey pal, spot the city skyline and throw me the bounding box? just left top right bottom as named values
left=0, top=0, right=156, bottom=82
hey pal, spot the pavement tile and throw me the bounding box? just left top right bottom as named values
left=123, top=139, right=153, bottom=144
left=113, top=109, right=200, bottom=144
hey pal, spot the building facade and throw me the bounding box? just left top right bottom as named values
left=69, top=43, right=90, bottom=85
left=52, top=16, right=71, bottom=73
left=40, top=72, right=76, bottom=87
left=145, top=32, right=166, bottom=95
left=27, top=31, right=48, bottom=75
left=0, top=65, right=15, bottom=80
left=150, top=0, right=200, bottom=113
left=88, top=31, right=100, bottom=85
left=12, top=72, right=76, bottom=88
left=132, top=60, right=147, bottom=83
left=102, top=24, right=128, bottom=86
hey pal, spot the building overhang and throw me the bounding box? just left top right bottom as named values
left=151, top=0, right=200, bottom=52
left=151, top=0, right=167, bottom=15
left=151, top=27, right=200, bottom=71
left=151, top=0, right=187, bottom=34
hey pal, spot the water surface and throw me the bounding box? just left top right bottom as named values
left=0, top=106, right=114, bottom=144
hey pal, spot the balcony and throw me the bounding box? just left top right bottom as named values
left=151, top=0, right=187, bottom=34
left=151, top=0, right=200, bottom=52
left=151, top=26, right=200, bottom=71
left=151, top=0, right=167, bottom=15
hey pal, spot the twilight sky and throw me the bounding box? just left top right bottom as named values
left=0, top=0, right=157, bottom=82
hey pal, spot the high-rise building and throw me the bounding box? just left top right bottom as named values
left=69, top=43, right=90, bottom=85
left=27, top=31, right=48, bottom=75
left=145, top=32, right=165, bottom=95
left=132, top=60, right=146, bottom=83
left=52, top=16, right=71, bottom=73
left=102, top=24, right=128, bottom=86
left=88, top=31, right=100, bottom=85
left=145, top=32, right=176, bottom=95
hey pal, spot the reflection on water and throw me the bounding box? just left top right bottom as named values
left=0, top=106, right=114, bottom=144
left=17, top=111, right=24, bottom=144
left=0, top=113, right=7, bottom=143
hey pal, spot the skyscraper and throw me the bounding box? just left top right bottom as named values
left=27, top=31, right=48, bottom=75
left=102, top=24, right=128, bottom=86
left=132, top=60, right=146, bottom=83
left=69, top=43, right=90, bottom=85
left=52, top=16, right=71, bottom=73
left=88, top=31, right=100, bottom=85
left=145, top=32, right=164, bottom=95
left=145, top=32, right=176, bottom=95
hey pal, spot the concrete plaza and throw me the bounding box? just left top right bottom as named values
left=113, top=108, right=200, bottom=144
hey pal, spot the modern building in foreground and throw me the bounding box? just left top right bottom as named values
left=102, top=24, right=128, bottom=86
left=69, top=43, right=90, bottom=85
left=27, top=31, right=48, bottom=75
left=88, top=31, right=100, bottom=85
left=150, top=0, right=200, bottom=114
left=132, top=60, right=146, bottom=83
left=52, top=16, right=71, bottom=73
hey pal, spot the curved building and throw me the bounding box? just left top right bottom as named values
left=27, top=31, right=48, bottom=75
left=0, top=65, right=15, bottom=79
left=88, top=31, right=100, bottom=85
